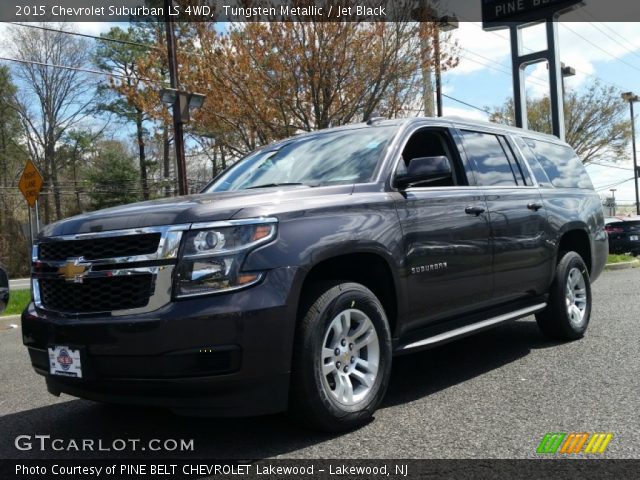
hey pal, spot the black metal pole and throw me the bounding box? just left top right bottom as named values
left=510, top=24, right=527, bottom=130
left=547, top=19, right=565, bottom=141
left=630, top=100, right=640, bottom=215
left=164, top=0, right=188, bottom=196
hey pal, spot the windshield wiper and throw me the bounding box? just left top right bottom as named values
left=246, top=182, right=311, bottom=189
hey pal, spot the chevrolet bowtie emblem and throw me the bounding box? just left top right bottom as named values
left=57, top=258, right=91, bottom=283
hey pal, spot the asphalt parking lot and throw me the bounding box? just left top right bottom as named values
left=1, top=269, right=638, bottom=460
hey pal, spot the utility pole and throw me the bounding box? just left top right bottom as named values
left=434, top=16, right=458, bottom=117
left=164, top=0, right=188, bottom=196
left=415, top=2, right=458, bottom=118
left=622, top=92, right=640, bottom=215
left=416, top=0, right=435, bottom=117
left=420, top=24, right=435, bottom=117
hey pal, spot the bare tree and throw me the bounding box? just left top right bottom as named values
left=8, top=23, right=95, bottom=222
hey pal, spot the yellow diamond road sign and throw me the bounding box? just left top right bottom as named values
left=18, top=160, right=44, bottom=208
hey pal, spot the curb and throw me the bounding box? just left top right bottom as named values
left=605, top=260, right=640, bottom=271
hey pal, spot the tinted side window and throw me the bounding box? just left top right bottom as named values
left=524, top=138, right=594, bottom=189
left=513, top=136, right=551, bottom=187
left=460, top=130, right=517, bottom=186
left=498, top=136, right=530, bottom=185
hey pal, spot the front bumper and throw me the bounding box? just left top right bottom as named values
left=21, top=266, right=302, bottom=417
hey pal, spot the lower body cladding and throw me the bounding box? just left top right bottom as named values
left=21, top=267, right=301, bottom=417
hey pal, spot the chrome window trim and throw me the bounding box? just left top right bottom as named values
left=507, top=134, right=541, bottom=188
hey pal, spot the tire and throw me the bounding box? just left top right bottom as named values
left=289, top=282, right=392, bottom=432
left=536, top=251, right=592, bottom=341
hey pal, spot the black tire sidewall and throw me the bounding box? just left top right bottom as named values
left=553, top=252, right=592, bottom=338
left=298, top=283, right=392, bottom=427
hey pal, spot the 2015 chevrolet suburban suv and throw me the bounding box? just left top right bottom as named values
left=22, top=117, right=607, bottom=431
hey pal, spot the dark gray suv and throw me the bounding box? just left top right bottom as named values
left=23, top=117, right=607, bottom=431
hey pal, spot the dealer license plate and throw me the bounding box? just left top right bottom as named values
left=48, top=346, right=82, bottom=378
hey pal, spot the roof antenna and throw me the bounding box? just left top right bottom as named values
left=366, top=111, right=384, bottom=125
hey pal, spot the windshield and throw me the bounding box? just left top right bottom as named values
left=206, top=126, right=397, bottom=192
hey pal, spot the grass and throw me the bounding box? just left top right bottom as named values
left=607, top=253, right=637, bottom=264
left=2, top=289, right=31, bottom=316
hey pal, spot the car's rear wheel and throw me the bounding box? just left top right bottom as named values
left=536, top=251, right=592, bottom=340
left=289, top=282, right=392, bottom=432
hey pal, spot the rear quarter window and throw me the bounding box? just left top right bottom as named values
left=523, top=138, right=594, bottom=189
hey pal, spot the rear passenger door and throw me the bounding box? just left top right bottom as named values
left=458, top=128, right=553, bottom=303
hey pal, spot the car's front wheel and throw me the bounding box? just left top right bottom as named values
left=536, top=251, right=592, bottom=340
left=289, top=282, right=392, bottom=432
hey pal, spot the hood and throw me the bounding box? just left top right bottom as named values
left=39, top=185, right=354, bottom=237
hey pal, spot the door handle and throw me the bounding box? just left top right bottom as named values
left=527, top=202, right=543, bottom=211
left=465, top=206, right=486, bottom=216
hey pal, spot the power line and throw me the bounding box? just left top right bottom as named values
left=0, top=55, right=160, bottom=84
left=442, top=93, right=491, bottom=114
left=461, top=48, right=549, bottom=88
left=9, top=22, right=161, bottom=51
left=594, top=177, right=636, bottom=191
left=8, top=21, right=212, bottom=61
left=585, top=22, right=640, bottom=64
left=578, top=12, right=640, bottom=63
left=560, top=24, right=640, bottom=75
left=458, top=20, right=629, bottom=92
left=586, top=161, right=633, bottom=171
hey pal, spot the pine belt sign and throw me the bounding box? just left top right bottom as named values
left=482, top=0, right=583, bottom=29
left=18, top=160, right=44, bottom=208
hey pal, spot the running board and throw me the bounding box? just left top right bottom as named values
left=398, top=303, right=547, bottom=352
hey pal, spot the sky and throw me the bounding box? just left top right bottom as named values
left=1, top=18, right=639, bottom=205
left=443, top=20, right=640, bottom=206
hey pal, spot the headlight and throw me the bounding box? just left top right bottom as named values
left=174, top=220, right=277, bottom=298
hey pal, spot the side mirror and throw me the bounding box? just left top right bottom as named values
left=395, top=156, right=452, bottom=189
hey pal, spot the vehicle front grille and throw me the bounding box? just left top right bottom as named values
left=39, top=275, right=154, bottom=313
left=39, top=233, right=161, bottom=261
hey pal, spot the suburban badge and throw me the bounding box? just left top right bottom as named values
left=411, top=262, right=448, bottom=275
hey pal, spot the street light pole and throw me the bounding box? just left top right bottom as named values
left=609, top=188, right=617, bottom=216
left=630, top=99, right=639, bottom=216
left=164, top=0, right=188, bottom=196
left=622, top=92, right=640, bottom=215
left=560, top=62, right=575, bottom=97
